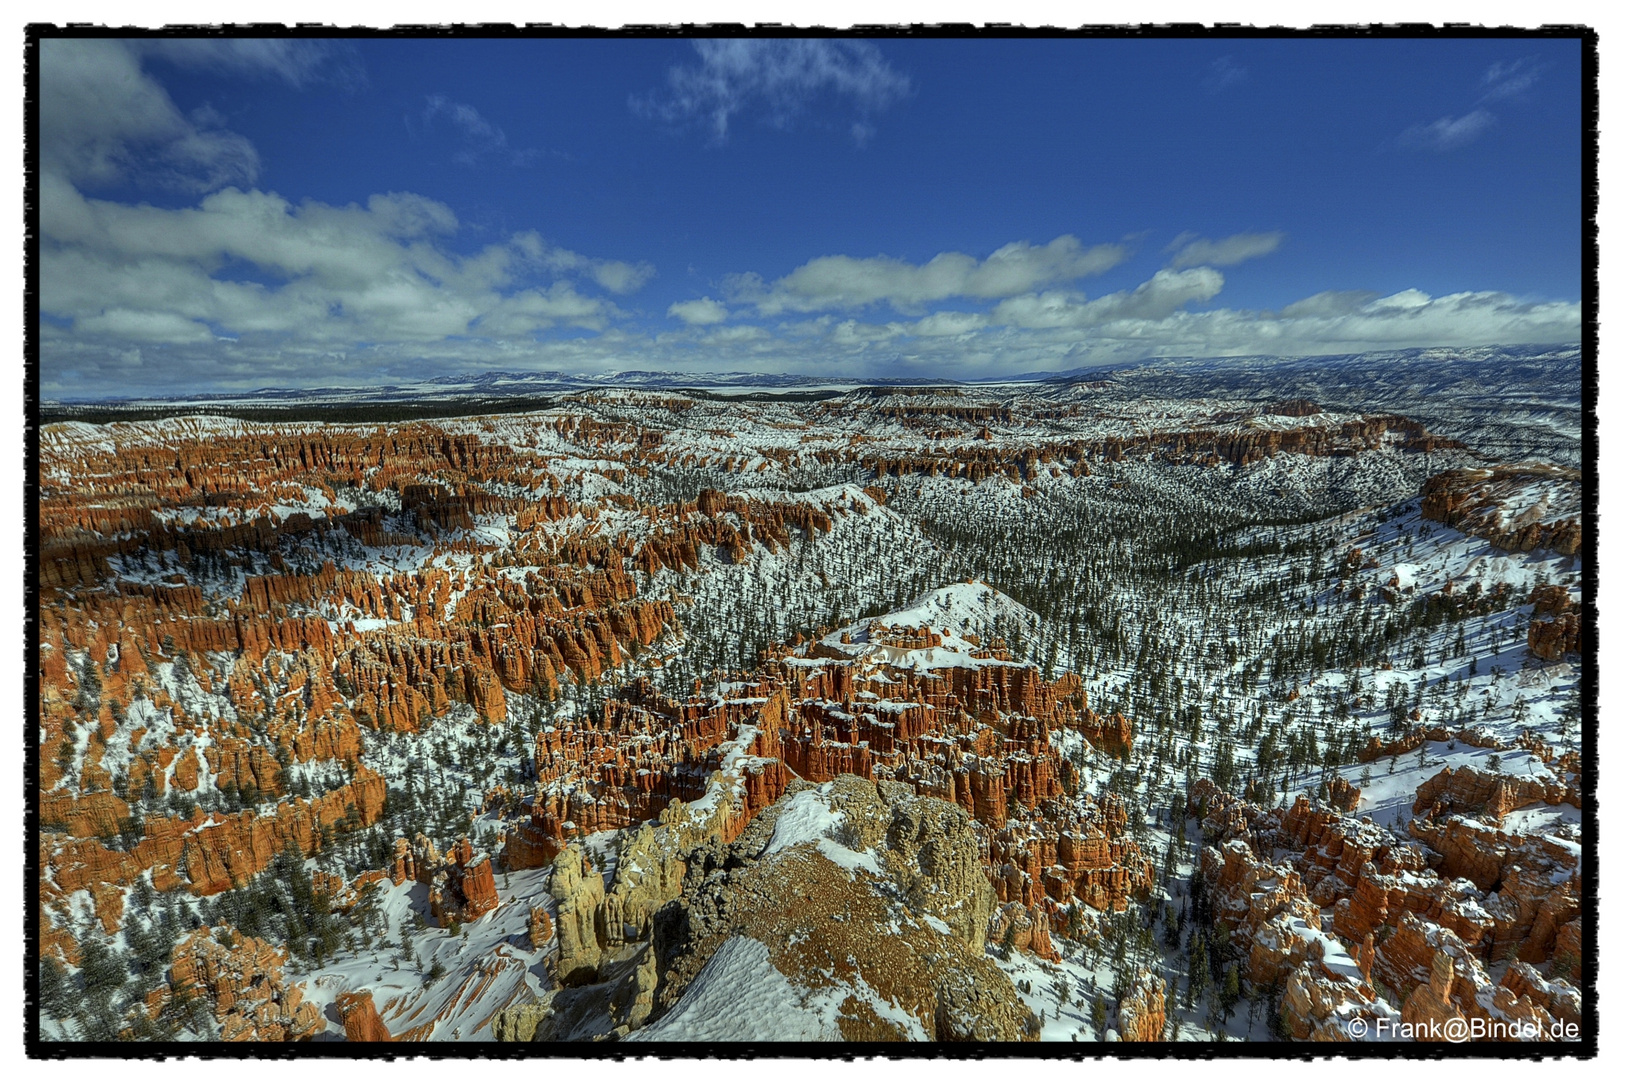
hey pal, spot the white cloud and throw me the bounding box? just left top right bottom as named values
left=589, top=260, right=655, bottom=295
left=702, top=325, right=769, bottom=344
left=1394, top=59, right=1538, bottom=157
left=474, top=283, right=616, bottom=338
left=636, top=39, right=911, bottom=143
left=668, top=297, right=730, bottom=325
left=511, top=236, right=651, bottom=296
left=422, top=94, right=541, bottom=167
left=425, top=95, right=505, bottom=154
left=132, top=38, right=362, bottom=89
left=993, top=268, right=1226, bottom=329
left=1400, top=109, right=1496, bottom=152
left=982, top=284, right=1578, bottom=361
left=1168, top=231, right=1284, bottom=268
left=829, top=319, right=899, bottom=347
left=41, top=179, right=634, bottom=349
left=41, top=281, right=1581, bottom=400
left=730, top=235, right=1127, bottom=315
left=1278, top=290, right=1380, bottom=318
left=907, top=311, right=988, bottom=338
left=510, top=232, right=654, bottom=295
left=38, top=36, right=658, bottom=394
left=73, top=308, right=217, bottom=344
left=1251, top=288, right=1581, bottom=352
left=41, top=38, right=260, bottom=192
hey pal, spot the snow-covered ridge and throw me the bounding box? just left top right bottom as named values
left=807, top=582, right=1036, bottom=672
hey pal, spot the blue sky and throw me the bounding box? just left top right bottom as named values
left=38, top=34, right=1584, bottom=397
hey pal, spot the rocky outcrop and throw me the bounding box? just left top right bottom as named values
left=1188, top=775, right=1583, bottom=1043
left=1516, top=590, right=1588, bottom=676
left=518, top=646, right=1152, bottom=931
left=549, top=846, right=609, bottom=984
left=641, top=775, right=1035, bottom=1042
left=390, top=834, right=501, bottom=927
left=154, top=927, right=322, bottom=1041
left=1420, top=464, right=1583, bottom=555
left=1399, top=951, right=1465, bottom=1038
left=490, top=1002, right=554, bottom=1043
left=1326, top=777, right=1361, bottom=813
left=1412, top=764, right=1578, bottom=824
left=42, top=770, right=388, bottom=903
left=336, top=990, right=393, bottom=1041
left=528, top=906, right=554, bottom=951
left=1529, top=583, right=1574, bottom=618
left=1501, top=962, right=1581, bottom=1026
left=1528, top=613, right=1582, bottom=662
left=1552, top=919, right=1584, bottom=980
left=989, top=901, right=1058, bottom=961
left=1199, top=841, right=1325, bottom=986
left=1406, top=813, right=1579, bottom=893
left=1280, top=961, right=1396, bottom=1042
left=494, top=776, right=1038, bottom=1042
left=1116, top=970, right=1166, bottom=1041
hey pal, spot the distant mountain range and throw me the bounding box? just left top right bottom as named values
left=40, top=343, right=1581, bottom=409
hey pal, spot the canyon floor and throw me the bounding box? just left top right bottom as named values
left=33, top=346, right=1586, bottom=1046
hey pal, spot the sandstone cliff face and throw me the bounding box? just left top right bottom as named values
left=1371, top=912, right=1573, bottom=1039
left=386, top=833, right=503, bottom=928
left=37, top=417, right=706, bottom=976
left=1527, top=613, right=1582, bottom=662
left=41, top=769, right=388, bottom=906
left=1188, top=771, right=1583, bottom=1043
left=154, top=927, right=323, bottom=1041
left=549, top=847, right=610, bottom=985
left=514, top=646, right=1153, bottom=935
left=988, top=901, right=1057, bottom=961
left=1115, top=969, right=1167, bottom=1041
left=1411, top=764, right=1577, bottom=825
left=1279, top=960, right=1396, bottom=1042
left=1186, top=789, right=1579, bottom=1045
left=336, top=990, right=393, bottom=1042
left=528, top=906, right=554, bottom=951
left=1398, top=951, right=1465, bottom=1038
left=1420, top=464, right=1583, bottom=556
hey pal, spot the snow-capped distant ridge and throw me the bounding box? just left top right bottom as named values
left=43, top=369, right=954, bottom=408
left=1026, top=343, right=1581, bottom=385
left=43, top=343, right=1580, bottom=407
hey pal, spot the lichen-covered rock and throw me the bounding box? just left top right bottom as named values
left=635, top=775, right=1036, bottom=1042
left=491, top=1001, right=553, bottom=1043
left=549, top=846, right=607, bottom=984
